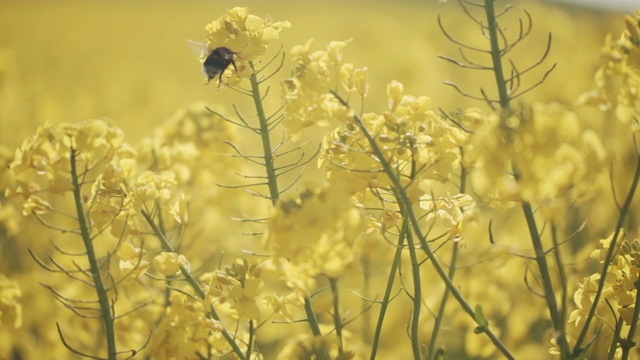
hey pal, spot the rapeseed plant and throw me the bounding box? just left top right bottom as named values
left=3, top=2, right=640, bottom=360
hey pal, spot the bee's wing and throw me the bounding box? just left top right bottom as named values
left=186, top=39, right=211, bottom=82
left=186, top=39, right=209, bottom=58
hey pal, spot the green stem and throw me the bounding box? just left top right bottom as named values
left=483, top=0, right=570, bottom=355
left=551, top=224, right=570, bottom=360
left=484, top=0, right=510, bottom=112
left=69, top=149, right=117, bottom=360
left=331, top=91, right=514, bottom=360
left=303, top=297, right=331, bottom=359
left=329, top=278, right=344, bottom=356
left=249, top=61, right=279, bottom=205
left=246, top=320, right=254, bottom=360
left=427, top=243, right=458, bottom=360
left=608, top=318, right=623, bottom=360
left=406, top=225, right=422, bottom=360
left=370, top=217, right=407, bottom=360
left=573, top=154, right=640, bottom=354
left=304, top=296, right=323, bottom=336
left=427, top=151, right=466, bottom=360
left=141, top=209, right=246, bottom=360
left=621, top=285, right=640, bottom=360
left=362, top=259, right=371, bottom=343
left=520, top=202, right=563, bottom=333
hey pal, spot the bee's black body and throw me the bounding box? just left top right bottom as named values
left=203, top=47, right=238, bottom=85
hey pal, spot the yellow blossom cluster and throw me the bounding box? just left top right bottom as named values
left=147, top=292, right=243, bottom=359
left=7, top=119, right=126, bottom=203
left=202, top=6, right=291, bottom=85
left=138, top=104, right=239, bottom=186
left=570, top=231, right=639, bottom=330
left=468, top=103, right=608, bottom=219
left=319, top=80, right=468, bottom=202
left=264, top=185, right=365, bottom=295
left=134, top=104, right=255, bottom=253
left=201, top=258, right=263, bottom=321
left=578, top=11, right=640, bottom=125
left=282, top=39, right=367, bottom=139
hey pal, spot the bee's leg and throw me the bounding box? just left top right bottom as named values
left=217, top=73, right=224, bottom=89
left=230, top=59, right=238, bottom=74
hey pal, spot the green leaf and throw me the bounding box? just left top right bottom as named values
left=473, top=304, right=490, bottom=333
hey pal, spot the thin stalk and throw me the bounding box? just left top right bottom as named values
left=303, top=297, right=331, bottom=360
left=426, top=244, right=459, bottom=360
left=484, top=0, right=510, bottom=111
left=551, top=224, right=570, bottom=359
left=69, top=149, right=117, bottom=360
left=329, top=278, right=344, bottom=356
left=406, top=225, right=422, bottom=360
left=304, top=297, right=323, bottom=336
left=370, top=217, right=408, bottom=360
left=331, top=90, right=514, bottom=359
left=483, top=0, right=569, bottom=355
left=427, top=152, right=467, bottom=360
left=520, top=202, right=563, bottom=332
left=621, top=287, right=640, bottom=360
left=607, top=317, right=623, bottom=360
left=246, top=320, right=254, bottom=360
left=573, top=154, right=640, bottom=354
left=362, top=259, right=371, bottom=343
left=249, top=61, right=279, bottom=205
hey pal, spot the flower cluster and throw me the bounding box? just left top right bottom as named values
left=570, top=231, right=639, bottom=328
left=201, top=7, right=291, bottom=85
left=138, top=103, right=239, bottom=185
left=147, top=292, right=245, bottom=360
left=577, top=10, right=640, bottom=125
left=319, top=80, right=468, bottom=204
left=264, top=185, right=365, bottom=295
left=7, top=119, right=126, bottom=204
left=468, top=103, right=608, bottom=219
left=282, top=39, right=367, bottom=139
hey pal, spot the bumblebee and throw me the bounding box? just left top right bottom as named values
left=187, top=40, right=239, bottom=86
left=203, top=47, right=238, bottom=85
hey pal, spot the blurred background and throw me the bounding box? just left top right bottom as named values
left=0, top=1, right=636, bottom=358
left=0, top=0, right=626, bottom=150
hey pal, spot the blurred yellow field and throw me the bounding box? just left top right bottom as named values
left=0, top=1, right=620, bottom=146
left=1, top=1, right=639, bottom=359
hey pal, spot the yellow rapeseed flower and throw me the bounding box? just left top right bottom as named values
left=264, top=185, right=364, bottom=294
left=201, top=7, right=290, bottom=85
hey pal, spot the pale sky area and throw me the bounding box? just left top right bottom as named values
left=548, top=0, right=639, bottom=12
